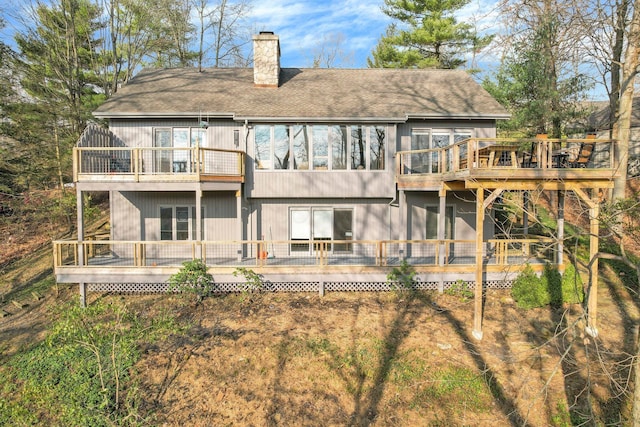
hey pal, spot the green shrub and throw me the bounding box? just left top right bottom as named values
left=0, top=301, right=184, bottom=426
left=168, top=259, right=214, bottom=303
left=511, top=263, right=583, bottom=309
left=386, top=259, right=416, bottom=291
left=232, top=267, right=265, bottom=293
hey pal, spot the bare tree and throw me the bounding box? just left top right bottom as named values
left=613, top=0, right=640, bottom=200
left=309, top=33, right=354, bottom=68
left=193, top=0, right=252, bottom=70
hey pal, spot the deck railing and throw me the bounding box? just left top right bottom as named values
left=53, top=237, right=556, bottom=269
left=73, top=146, right=245, bottom=181
left=397, top=137, right=616, bottom=176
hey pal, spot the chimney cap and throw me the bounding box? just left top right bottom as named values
left=259, top=31, right=274, bottom=35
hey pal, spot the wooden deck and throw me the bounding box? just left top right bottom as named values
left=53, top=238, right=555, bottom=285
left=396, top=137, right=618, bottom=190
left=73, top=146, right=245, bottom=184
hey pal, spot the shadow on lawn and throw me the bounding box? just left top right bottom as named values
left=265, top=290, right=528, bottom=426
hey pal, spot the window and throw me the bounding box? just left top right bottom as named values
left=410, top=129, right=430, bottom=173
left=289, top=207, right=354, bottom=253
left=292, top=125, right=309, bottom=170
left=159, top=206, right=204, bottom=240
left=432, top=130, right=451, bottom=173
left=273, top=125, right=290, bottom=169
left=351, top=126, right=365, bottom=170
left=255, top=124, right=386, bottom=171
left=254, top=125, right=271, bottom=169
left=455, top=129, right=473, bottom=161
left=331, top=126, right=348, bottom=170
left=312, top=125, right=329, bottom=169
left=410, top=128, right=474, bottom=173
left=370, top=126, right=385, bottom=170
left=426, top=205, right=454, bottom=240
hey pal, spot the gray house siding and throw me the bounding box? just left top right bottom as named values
left=247, top=198, right=394, bottom=243
left=111, top=191, right=238, bottom=242
left=404, top=191, right=489, bottom=241
left=109, top=119, right=242, bottom=150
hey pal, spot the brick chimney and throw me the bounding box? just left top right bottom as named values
left=253, top=32, right=280, bottom=87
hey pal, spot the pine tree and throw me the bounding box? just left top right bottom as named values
left=368, top=0, right=492, bottom=69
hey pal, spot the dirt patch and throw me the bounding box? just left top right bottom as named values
left=110, top=280, right=637, bottom=426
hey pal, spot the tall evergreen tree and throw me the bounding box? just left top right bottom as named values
left=484, top=0, right=590, bottom=137
left=9, top=0, right=106, bottom=189
left=368, top=0, right=492, bottom=69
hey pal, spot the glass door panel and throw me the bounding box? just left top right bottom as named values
left=333, top=209, right=353, bottom=252
left=313, top=209, right=332, bottom=252
left=155, top=129, right=172, bottom=173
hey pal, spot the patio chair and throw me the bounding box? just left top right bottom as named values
left=568, top=142, right=594, bottom=168
left=521, top=142, right=538, bottom=168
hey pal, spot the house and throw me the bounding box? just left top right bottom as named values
left=588, top=97, right=640, bottom=176
left=53, top=32, right=618, bottom=339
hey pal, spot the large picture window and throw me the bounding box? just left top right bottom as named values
left=289, top=207, right=354, bottom=253
left=255, top=124, right=386, bottom=171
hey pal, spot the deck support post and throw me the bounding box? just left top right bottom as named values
left=473, top=188, right=485, bottom=340
left=573, top=188, right=600, bottom=337
left=586, top=202, right=600, bottom=337
left=76, top=188, right=85, bottom=266
left=557, top=190, right=565, bottom=270
left=399, top=190, right=407, bottom=241
left=79, top=282, right=87, bottom=308
left=438, top=188, right=447, bottom=267
left=523, top=191, right=529, bottom=235
left=195, top=186, right=203, bottom=260
left=237, top=190, right=243, bottom=261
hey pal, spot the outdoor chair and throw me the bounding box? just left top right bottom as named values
left=568, top=142, right=594, bottom=168
left=520, top=142, right=538, bottom=168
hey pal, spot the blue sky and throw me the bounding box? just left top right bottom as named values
left=0, top=0, right=607, bottom=99
left=248, top=0, right=501, bottom=68
left=0, top=0, right=501, bottom=69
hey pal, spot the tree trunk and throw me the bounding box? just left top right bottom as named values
left=613, top=0, right=640, bottom=201
left=609, top=0, right=630, bottom=140
left=634, top=325, right=640, bottom=424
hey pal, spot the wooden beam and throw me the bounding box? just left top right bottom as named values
left=573, top=188, right=598, bottom=209
left=483, top=188, right=504, bottom=210
left=465, top=180, right=614, bottom=191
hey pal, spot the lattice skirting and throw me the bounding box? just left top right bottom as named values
left=86, top=280, right=514, bottom=294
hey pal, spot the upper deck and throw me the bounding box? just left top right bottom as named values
left=73, top=146, right=245, bottom=186
left=396, top=137, right=618, bottom=191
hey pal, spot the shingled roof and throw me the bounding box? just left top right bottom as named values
left=94, top=67, right=509, bottom=122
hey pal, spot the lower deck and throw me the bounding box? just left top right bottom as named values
left=53, top=238, right=556, bottom=286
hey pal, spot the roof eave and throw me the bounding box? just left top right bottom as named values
left=92, top=111, right=236, bottom=120
left=234, top=115, right=407, bottom=123
left=405, top=113, right=511, bottom=120
left=94, top=112, right=512, bottom=122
